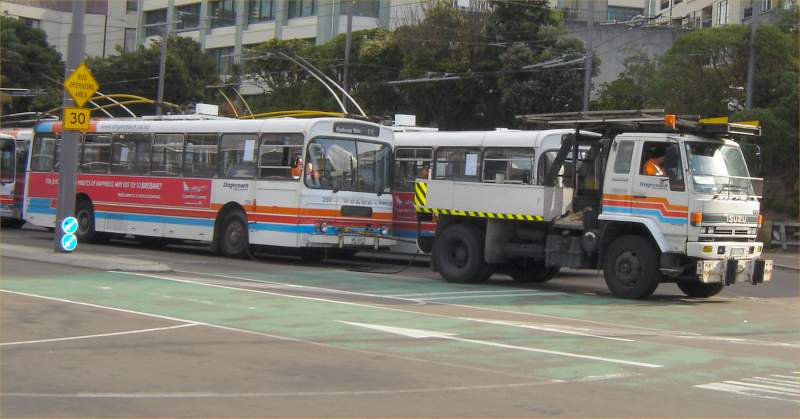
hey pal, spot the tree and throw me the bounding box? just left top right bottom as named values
left=87, top=36, right=219, bottom=114
left=0, top=16, right=63, bottom=116
left=593, top=54, right=656, bottom=110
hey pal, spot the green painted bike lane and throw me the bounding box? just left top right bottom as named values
left=1, top=270, right=793, bottom=389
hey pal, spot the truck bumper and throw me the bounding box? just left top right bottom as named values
left=696, top=258, right=773, bottom=284
left=307, top=234, right=396, bottom=249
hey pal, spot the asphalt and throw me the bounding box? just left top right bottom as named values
left=0, top=243, right=171, bottom=272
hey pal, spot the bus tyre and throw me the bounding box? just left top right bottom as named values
left=75, top=200, right=106, bottom=243
left=434, top=223, right=493, bottom=283
left=603, top=235, right=661, bottom=299
left=1, top=218, right=24, bottom=229
left=219, top=212, right=249, bottom=258
left=677, top=281, right=724, bottom=298
left=508, top=259, right=559, bottom=283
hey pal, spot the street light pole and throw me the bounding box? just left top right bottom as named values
left=156, top=0, right=175, bottom=116
left=745, top=0, right=761, bottom=110
left=582, top=1, right=594, bottom=112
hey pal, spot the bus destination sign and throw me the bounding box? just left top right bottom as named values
left=333, top=122, right=379, bottom=137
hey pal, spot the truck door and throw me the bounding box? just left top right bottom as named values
left=631, top=139, right=688, bottom=252
left=603, top=139, right=636, bottom=200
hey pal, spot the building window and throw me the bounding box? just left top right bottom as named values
left=716, top=0, right=728, bottom=25
left=660, top=0, right=670, bottom=10
left=176, top=3, right=201, bottom=31
left=607, top=6, right=643, bottom=22
left=340, top=0, right=379, bottom=18
left=209, top=0, right=236, bottom=28
left=209, top=47, right=234, bottom=74
left=19, top=17, right=40, bottom=29
left=126, top=0, right=138, bottom=12
left=674, top=0, right=682, bottom=4
left=124, top=27, right=137, bottom=52
left=288, top=0, right=316, bottom=18
left=248, top=0, right=275, bottom=23
left=144, top=8, right=166, bottom=37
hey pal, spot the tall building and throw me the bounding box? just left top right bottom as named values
left=0, top=0, right=139, bottom=58
left=655, top=0, right=789, bottom=28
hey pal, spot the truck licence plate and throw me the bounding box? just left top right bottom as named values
left=731, top=247, right=745, bottom=257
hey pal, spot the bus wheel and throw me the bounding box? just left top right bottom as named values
left=603, top=235, right=660, bottom=299
left=75, top=199, right=104, bottom=243
left=219, top=211, right=249, bottom=258
left=508, top=258, right=559, bottom=283
left=433, top=223, right=492, bottom=283
left=1, top=218, right=24, bottom=229
left=677, top=281, right=724, bottom=298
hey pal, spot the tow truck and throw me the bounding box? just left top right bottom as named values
left=414, top=111, right=772, bottom=299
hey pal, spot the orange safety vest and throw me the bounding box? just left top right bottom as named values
left=644, top=158, right=665, bottom=176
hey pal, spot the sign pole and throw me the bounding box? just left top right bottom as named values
left=55, top=0, right=86, bottom=253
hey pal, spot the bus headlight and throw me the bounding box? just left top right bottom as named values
left=318, top=222, right=333, bottom=234
left=381, top=226, right=390, bottom=236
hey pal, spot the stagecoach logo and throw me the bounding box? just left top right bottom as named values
left=222, top=181, right=249, bottom=192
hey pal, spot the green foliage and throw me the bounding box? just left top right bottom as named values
left=87, top=36, right=219, bottom=114
left=593, top=54, right=656, bottom=110
left=0, top=16, right=63, bottom=115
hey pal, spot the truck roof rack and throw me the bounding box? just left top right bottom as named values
left=517, top=109, right=761, bottom=137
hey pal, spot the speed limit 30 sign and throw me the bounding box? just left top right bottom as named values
left=63, top=107, right=91, bottom=131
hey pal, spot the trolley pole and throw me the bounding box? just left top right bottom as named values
left=54, top=0, right=86, bottom=252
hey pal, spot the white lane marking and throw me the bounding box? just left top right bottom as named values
left=128, top=270, right=799, bottom=350
left=771, top=374, right=800, bottom=380
left=0, top=324, right=197, bottom=346
left=722, top=381, right=800, bottom=395
left=418, top=292, right=565, bottom=300
left=0, top=373, right=636, bottom=399
left=0, top=289, right=555, bottom=381
left=695, top=382, right=800, bottom=404
left=149, top=292, right=216, bottom=306
left=170, top=270, right=690, bottom=337
left=175, top=269, right=423, bottom=304
left=747, top=377, right=800, bottom=388
left=338, top=321, right=661, bottom=369
left=389, top=290, right=549, bottom=297
left=458, top=317, right=635, bottom=342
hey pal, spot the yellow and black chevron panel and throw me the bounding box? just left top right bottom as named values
left=414, top=206, right=544, bottom=222
left=413, top=181, right=428, bottom=207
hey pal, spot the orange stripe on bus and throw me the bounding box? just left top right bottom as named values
left=209, top=204, right=392, bottom=220
left=602, top=194, right=688, bottom=212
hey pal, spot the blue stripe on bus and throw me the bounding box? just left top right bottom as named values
left=602, top=205, right=688, bottom=225
left=252, top=223, right=317, bottom=234
left=95, top=212, right=215, bottom=227
left=27, top=198, right=55, bottom=215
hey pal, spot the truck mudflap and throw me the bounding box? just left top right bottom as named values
left=696, top=258, right=773, bottom=285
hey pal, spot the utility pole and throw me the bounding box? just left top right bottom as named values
left=156, top=0, right=175, bottom=116
left=342, top=0, right=354, bottom=107
left=745, top=0, right=761, bottom=110
left=54, top=0, right=86, bottom=252
left=582, top=0, right=594, bottom=112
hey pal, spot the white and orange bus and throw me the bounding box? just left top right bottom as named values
left=1, top=129, right=33, bottom=228
left=24, top=117, right=395, bottom=257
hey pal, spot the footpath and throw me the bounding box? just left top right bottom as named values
left=764, top=249, right=800, bottom=271
left=1, top=243, right=171, bottom=272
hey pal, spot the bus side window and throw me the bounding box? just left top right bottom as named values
left=183, top=134, right=218, bottom=178
left=219, top=133, right=257, bottom=179
left=151, top=134, right=184, bottom=176
left=81, top=134, right=111, bottom=174
left=434, top=147, right=481, bottom=181
left=482, top=147, right=534, bottom=184
left=392, top=147, right=432, bottom=192
left=258, top=133, right=303, bottom=180
left=110, top=133, right=151, bottom=175
left=30, top=135, right=59, bottom=172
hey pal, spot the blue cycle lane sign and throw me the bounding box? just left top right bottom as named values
left=60, top=217, right=78, bottom=252
left=61, top=217, right=78, bottom=234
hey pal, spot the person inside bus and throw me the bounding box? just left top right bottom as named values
left=418, top=163, right=430, bottom=180
left=290, top=155, right=303, bottom=179
left=305, top=161, right=321, bottom=188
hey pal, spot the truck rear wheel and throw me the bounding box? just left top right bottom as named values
left=507, top=258, right=559, bottom=283
left=677, top=281, right=724, bottom=298
left=433, top=223, right=492, bottom=283
left=603, top=235, right=660, bottom=299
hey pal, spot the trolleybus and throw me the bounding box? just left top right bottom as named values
left=1, top=129, right=32, bottom=228
left=24, top=117, right=395, bottom=257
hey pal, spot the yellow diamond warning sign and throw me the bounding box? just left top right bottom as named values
left=63, top=63, right=98, bottom=107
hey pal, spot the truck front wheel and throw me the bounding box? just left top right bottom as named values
left=677, top=281, right=724, bottom=298
left=603, top=235, right=660, bottom=299
left=433, top=223, right=492, bottom=283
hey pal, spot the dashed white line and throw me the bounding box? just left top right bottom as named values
left=419, top=292, right=565, bottom=300
left=0, top=323, right=197, bottom=346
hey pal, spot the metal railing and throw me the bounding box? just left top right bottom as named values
left=771, top=222, right=800, bottom=249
